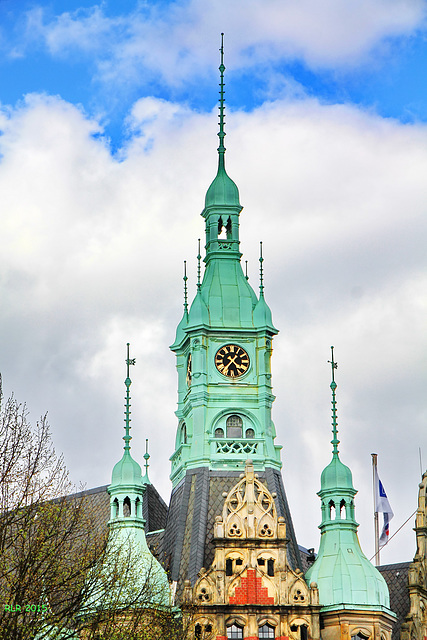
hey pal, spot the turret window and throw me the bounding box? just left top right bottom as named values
left=227, top=624, right=243, bottom=639
left=218, top=215, right=232, bottom=239
left=181, top=423, right=187, bottom=445
left=267, top=559, right=275, bottom=576
left=259, top=624, right=275, bottom=638
left=226, top=415, right=243, bottom=438
left=215, top=428, right=224, bottom=438
left=123, top=496, right=131, bottom=517
left=245, top=428, right=255, bottom=438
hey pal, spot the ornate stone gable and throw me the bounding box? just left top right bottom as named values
left=183, top=460, right=320, bottom=640
left=401, top=471, right=427, bottom=640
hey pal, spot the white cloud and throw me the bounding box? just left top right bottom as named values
left=22, top=0, right=427, bottom=86
left=0, top=91, right=426, bottom=567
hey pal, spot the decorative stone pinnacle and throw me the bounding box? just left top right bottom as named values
left=328, top=346, right=339, bottom=456
left=124, top=343, right=136, bottom=453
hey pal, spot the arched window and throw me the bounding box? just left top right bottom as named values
left=123, top=496, right=131, bottom=517
left=227, top=624, right=243, bottom=639
left=291, top=624, right=308, bottom=640
left=226, top=415, right=243, bottom=438
left=259, top=624, right=275, bottom=639
left=329, top=500, right=336, bottom=520
left=181, top=423, right=187, bottom=445
left=195, top=623, right=213, bottom=639
left=245, top=428, right=255, bottom=438
left=352, top=633, right=370, bottom=640
left=215, top=427, right=224, bottom=438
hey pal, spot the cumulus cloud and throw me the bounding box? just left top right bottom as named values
left=0, top=91, right=426, bottom=566
left=20, top=0, right=427, bottom=87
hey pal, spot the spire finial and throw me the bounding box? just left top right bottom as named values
left=218, top=33, right=226, bottom=166
left=143, top=438, right=150, bottom=483
left=124, top=343, right=136, bottom=453
left=197, top=239, right=202, bottom=290
left=183, top=261, right=188, bottom=314
left=328, top=346, right=339, bottom=456
left=259, top=242, right=264, bottom=297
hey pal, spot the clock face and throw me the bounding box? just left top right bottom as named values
left=215, top=344, right=250, bottom=378
left=186, top=354, right=192, bottom=387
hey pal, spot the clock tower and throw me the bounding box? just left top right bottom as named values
left=163, top=36, right=301, bottom=593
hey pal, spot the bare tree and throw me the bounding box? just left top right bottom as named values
left=0, top=379, right=187, bottom=640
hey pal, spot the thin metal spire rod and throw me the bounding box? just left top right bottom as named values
left=259, top=241, right=264, bottom=297
left=183, top=261, right=188, bottom=314
left=197, top=239, right=201, bottom=289
left=144, top=438, right=150, bottom=479
left=328, top=346, right=339, bottom=455
left=218, top=33, right=226, bottom=162
left=124, top=343, right=136, bottom=452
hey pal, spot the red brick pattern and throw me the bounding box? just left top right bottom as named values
left=244, top=637, right=259, bottom=640
left=229, top=568, right=274, bottom=605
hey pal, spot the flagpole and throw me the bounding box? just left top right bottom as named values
left=372, top=453, right=380, bottom=566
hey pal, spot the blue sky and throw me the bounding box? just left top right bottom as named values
left=2, top=0, right=427, bottom=148
left=0, top=0, right=426, bottom=567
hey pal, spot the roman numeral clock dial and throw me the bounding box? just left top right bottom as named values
left=215, top=344, right=250, bottom=378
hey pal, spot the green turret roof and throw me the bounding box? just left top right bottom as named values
left=205, top=160, right=240, bottom=208
left=305, top=348, right=392, bottom=613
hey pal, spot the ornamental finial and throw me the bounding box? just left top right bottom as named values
left=124, top=343, right=136, bottom=453
left=218, top=33, right=226, bottom=167
left=183, top=261, right=188, bottom=315
left=259, top=242, right=264, bottom=297
left=197, top=239, right=202, bottom=290
left=143, top=438, right=151, bottom=484
left=328, top=346, right=339, bottom=456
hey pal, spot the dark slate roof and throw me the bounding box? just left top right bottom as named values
left=71, top=483, right=168, bottom=534
left=378, top=561, right=411, bottom=640
left=299, top=545, right=317, bottom=575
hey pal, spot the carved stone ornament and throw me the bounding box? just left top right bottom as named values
left=216, top=459, right=283, bottom=540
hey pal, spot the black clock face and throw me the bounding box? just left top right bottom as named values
left=186, top=354, right=192, bottom=387
left=215, top=344, right=250, bottom=378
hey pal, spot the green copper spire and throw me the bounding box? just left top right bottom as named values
left=305, top=349, right=392, bottom=613
left=204, top=34, right=241, bottom=232
left=91, top=346, right=171, bottom=615
left=110, top=344, right=144, bottom=490
left=170, top=36, right=278, bottom=487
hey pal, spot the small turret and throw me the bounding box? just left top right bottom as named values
left=306, top=348, right=392, bottom=613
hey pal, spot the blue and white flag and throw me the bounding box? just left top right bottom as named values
left=374, top=467, right=394, bottom=548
